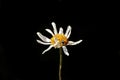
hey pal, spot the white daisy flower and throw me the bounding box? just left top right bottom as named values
left=36, top=22, right=83, bottom=56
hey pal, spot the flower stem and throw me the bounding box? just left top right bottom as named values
left=59, top=47, right=62, bottom=80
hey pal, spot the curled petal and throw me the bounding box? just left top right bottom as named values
left=36, top=40, right=51, bottom=45
left=67, top=40, right=83, bottom=45
left=62, top=46, right=69, bottom=56
left=37, top=32, right=50, bottom=42
left=65, top=25, right=72, bottom=39
left=59, top=27, right=64, bottom=34
left=51, top=22, right=57, bottom=34
left=42, top=45, right=53, bottom=54
left=45, top=29, right=54, bottom=36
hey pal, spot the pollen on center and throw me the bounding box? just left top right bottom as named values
left=50, top=34, right=68, bottom=47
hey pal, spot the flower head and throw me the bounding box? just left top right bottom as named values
left=36, top=22, right=83, bottom=56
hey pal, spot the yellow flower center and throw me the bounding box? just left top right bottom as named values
left=50, top=34, right=68, bottom=48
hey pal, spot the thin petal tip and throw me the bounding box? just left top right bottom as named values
left=52, top=22, right=55, bottom=25
left=64, top=53, right=69, bottom=56
left=66, top=54, right=69, bottom=56
left=36, top=32, right=39, bottom=35
left=68, top=25, right=71, bottom=27
left=36, top=39, right=39, bottom=42
left=42, top=52, right=45, bottom=54
left=80, top=40, right=83, bottom=42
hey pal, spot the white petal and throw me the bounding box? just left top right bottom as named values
left=45, top=29, right=54, bottom=36
left=65, top=25, right=72, bottom=39
left=62, top=46, right=69, bottom=56
left=51, top=22, right=57, bottom=34
left=36, top=40, right=51, bottom=45
left=52, top=41, right=59, bottom=48
left=67, top=40, right=83, bottom=45
left=59, top=27, right=64, bottom=34
left=37, top=32, right=50, bottom=42
left=42, top=45, right=53, bottom=54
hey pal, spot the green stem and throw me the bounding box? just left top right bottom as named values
left=59, top=48, right=62, bottom=80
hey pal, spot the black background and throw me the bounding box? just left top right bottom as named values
left=0, top=0, right=120, bottom=80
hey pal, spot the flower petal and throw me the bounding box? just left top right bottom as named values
left=51, top=22, right=57, bottom=34
left=65, top=25, right=72, bottom=39
left=67, top=40, right=83, bottom=45
left=42, top=45, right=53, bottom=54
left=45, top=29, right=54, bottom=36
left=59, top=27, right=64, bottom=34
left=36, top=40, right=51, bottom=45
left=37, top=32, right=50, bottom=42
left=52, top=41, right=59, bottom=48
left=62, top=46, right=69, bottom=56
